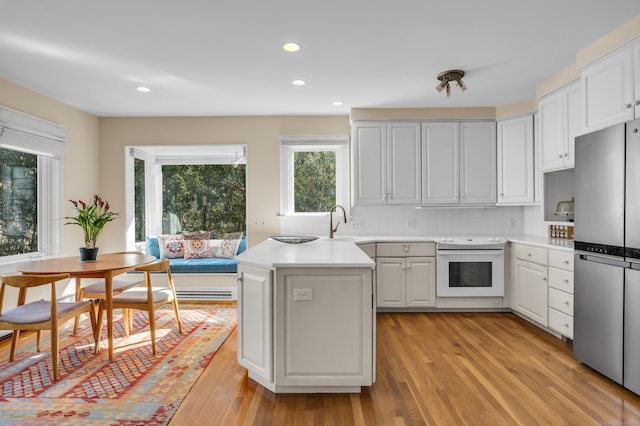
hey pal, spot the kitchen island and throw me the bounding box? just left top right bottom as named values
left=235, top=238, right=375, bottom=393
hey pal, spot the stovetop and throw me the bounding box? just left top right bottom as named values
left=436, top=236, right=506, bottom=250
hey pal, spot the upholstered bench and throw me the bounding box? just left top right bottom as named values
left=137, top=235, right=247, bottom=300
left=145, top=236, right=247, bottom=273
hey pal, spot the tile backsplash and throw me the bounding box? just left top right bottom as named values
left=279, top=205, right=548, bottom=238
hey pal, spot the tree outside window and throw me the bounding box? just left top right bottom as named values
left=162, top=164, right=246, bottom=237
left=0, top=148, right=38, bottom=256
left=293, top=151, right=336, bottom=213
left=134, top=161, right=246, bottom=240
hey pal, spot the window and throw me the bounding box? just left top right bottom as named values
left=280, top=136, right=349, bottom=215
left=126, top=145, right=246, bottom=246
left=134, top=158, right=146, bottom=242
left=0, top=106, right=65, bottom=261
left=0, top=150, right=37, bottom=254
left=161, top=164, right=246, bottom=237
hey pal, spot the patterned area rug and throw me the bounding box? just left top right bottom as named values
left=0, top=304, right=236, bottom=425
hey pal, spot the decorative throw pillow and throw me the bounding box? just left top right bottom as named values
left=146, top=236, right=161, bottom=258
left=183, top=231, right=213, bottom=259
left=157, top=234, right=184, bottom=259
left=216, top=231, right=244, bottom=258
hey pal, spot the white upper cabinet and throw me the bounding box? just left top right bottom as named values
left=539, top=80, right=581, bottom=172
left=351, top=121, right=421, bottom=205
left=421, top=122, right=459, bottom=204
left=497, top=115, right=534, bottom=205
left=581, top=37, right=640, bottom=133
left=459, top=122, right=497, bottom=205
left=351, top=122, right=387, bottom=205
left=387, top=122, right=421, bottom=204
left=422, top=121, right=496, bottom=205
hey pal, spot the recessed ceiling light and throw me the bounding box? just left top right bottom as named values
left=331, top=101, right=344, bottom=106
left=283, top=42, right=301, bottom=52
left=292, top=79, right=306, bottom=86
left=136, top=86, right=151, bottom=93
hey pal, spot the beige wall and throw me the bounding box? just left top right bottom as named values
left=98, top=116, right=350, bottom=249
left=0, top=77, right=100, bottom=255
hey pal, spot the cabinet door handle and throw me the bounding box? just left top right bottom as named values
left=636, top=100, right=640, bottom=106
left=563, top=279, right=569, bottom=283
left=563, top=260, right=570, bottom=264
left=564, top=300, right=570, bottom=306
left=626, top=103, right=633, bottom=109
left=542, top=277, right=547, bottom=281
left=403, top=245, right=409, bottom=253
left=558, top=154, right=563, bottom=158
left=564, top=153, right=568, bottom=158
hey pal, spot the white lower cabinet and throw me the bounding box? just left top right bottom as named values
left=237, top=264, right=273, bottom=383
left=237, top=263, right=374, bottom=393
left=512, top=244, right=549, bottom=327
left=376, top=242, right=435, bottom=308
left=547, top=249, right=574, bottom=339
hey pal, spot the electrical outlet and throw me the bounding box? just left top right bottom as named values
left=406, top=218, right=416, bottom=229
left=293, top=288, right=313, bottom=301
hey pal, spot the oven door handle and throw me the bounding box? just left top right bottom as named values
left=436, top=249, right=504, bottom=256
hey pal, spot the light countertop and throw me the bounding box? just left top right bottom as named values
left=236, top=238, right=375, bottom=269
left=237, top=234, right=574, bottom=269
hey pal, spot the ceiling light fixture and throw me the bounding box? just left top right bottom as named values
left=283, top=42, right=301, bottom=52
left=332, top=100, right=344, bottom=106
left=292, top=79, right=306, bottom=86
left=435, top=70, right=467, bottom=98
left=136, top=86, right=151, bottom=93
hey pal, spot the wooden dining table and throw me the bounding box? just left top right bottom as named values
left=17, top=251, right=156, bottom=360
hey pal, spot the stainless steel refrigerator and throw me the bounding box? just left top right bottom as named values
left=574, top=117, right=640, bottom=394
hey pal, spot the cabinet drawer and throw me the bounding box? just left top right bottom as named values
left=549, top=287, right=573, bottom=316
left=376, top=242, right=435, bottom=257
left=549, top=250, right=574, bottom=271
left=514, top=244, right=548, bottom=265
left=358, top=243, right=376, bottom=258
left=548, top=267, right=573, bottom=293
left=549, top=308, right=574, bottom=339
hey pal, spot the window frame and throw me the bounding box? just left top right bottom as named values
left=279, top=135, right=349, bottom=216
left=0, top=106, right=65, bottom=264
left=124, top=144, right=247, bottom=249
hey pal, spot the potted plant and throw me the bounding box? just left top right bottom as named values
left=66, top=195, right=120, bottom=261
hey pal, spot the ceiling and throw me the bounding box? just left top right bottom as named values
left=1, top=1, right=638, bottom=117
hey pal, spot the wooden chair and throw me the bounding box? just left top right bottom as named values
left=95, top=259, right=182, bottom=355
left=73, top=252, right=145, bottom=333
left=0, top=273, right=97, bottom=381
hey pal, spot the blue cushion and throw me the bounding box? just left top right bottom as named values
left=237, top=236, right=247, bottom=254
left=147, top=236, right=160, bottom=258
left=169, top=257, right=238, bottom=273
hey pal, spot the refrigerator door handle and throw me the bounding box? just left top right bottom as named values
left=577, top=253, right=630, bottom=268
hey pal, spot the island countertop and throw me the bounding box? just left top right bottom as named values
left=236, top=238, right=375, bottom=269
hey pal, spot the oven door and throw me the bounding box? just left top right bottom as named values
left=436, top=249, right=505, bottom=297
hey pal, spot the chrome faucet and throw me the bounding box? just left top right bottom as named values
left=329, top=204, right=347, bottom=239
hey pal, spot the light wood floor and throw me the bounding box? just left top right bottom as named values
left=171, top=311, right=640, bottom=425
